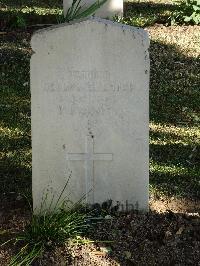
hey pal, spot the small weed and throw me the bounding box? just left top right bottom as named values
left=5, top=178, right=89, bottom=266
left=13, top=12, right=27, bottom=28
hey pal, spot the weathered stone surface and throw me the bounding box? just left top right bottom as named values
left=63, top=0, right=123, bottom=18
left=31, top=18, right=149, bottom=212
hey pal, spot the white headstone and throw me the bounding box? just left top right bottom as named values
left=63, top=0, right=123, bottom=19
left=31, top=18, right=149, bottom=212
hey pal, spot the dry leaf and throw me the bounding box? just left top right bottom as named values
left=124, top=251, right=132, bottom=259
left=89, top=251, right=107, bottom=257
left=176, top=226, right=184, bottom=235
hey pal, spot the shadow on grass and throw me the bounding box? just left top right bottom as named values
left=0, top=31, right=32, bottom=202
left=150, top=40, right=200, bottom=125
left=0, top=9, right=59, bottom=30
left=150, top=143, right=199, bottom=166
left=149, top=122, right=200, bottom=198
left=1, top=35, right=31, bottom=130
left=1, top=0, right=177, bottom=29
left=150, top=169, right=200, bottom=198
left=122, top=1, right=177, bottom=26
left=1, top=0, right=61, bottom=8
left=1, top=0, right=62, bottom=29
left=124, top=1, right=177, bottom=13
left=149, top=37, right=200, bottom=198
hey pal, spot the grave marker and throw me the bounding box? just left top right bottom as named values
left=31, top=18, right=150, bottom=212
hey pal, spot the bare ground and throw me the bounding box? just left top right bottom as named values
left=0, top=197, right=199, bottom=266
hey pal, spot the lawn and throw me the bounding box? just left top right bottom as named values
left=0, top=0, right=200, bottom=265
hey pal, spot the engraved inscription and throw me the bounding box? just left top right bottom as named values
left=44, top=82, right=135, bottom=93
left=43, top=70, right=136, bottom=117
left=68, top=70, right=110, bottom=81
left=43, top=70, right=135, bottom=93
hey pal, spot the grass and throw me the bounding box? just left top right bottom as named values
left=0, top=0, right=62, bottom=7
left=1, top=0, right=108, bottom=28
left=0, top=0, right=200, bottom=204
left=8, top=207, right=88, bottom=265
left=0, top=28, right=32, bottom=199
left=0, top=0, right=185, bottom=28
left=119, top=1, right=178, bottom=27
left=149, top=25, right=200, bottom=198
left=2, top=178, right=89, bottom=266
left=0, top=0, right=62, bottom=28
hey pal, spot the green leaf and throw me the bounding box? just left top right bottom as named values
left=65, top=0, right=108, bottom=22
left=193, top=5, right=200, bottom=10
left=184, top=15, right=192, bottom=21
left=193, top=14, right=200, bottom=23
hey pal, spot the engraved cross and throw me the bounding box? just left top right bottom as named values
left=67, top=135, right=113, bottom=203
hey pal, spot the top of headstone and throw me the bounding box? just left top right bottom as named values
left=31, top=17, right=149, bottom=50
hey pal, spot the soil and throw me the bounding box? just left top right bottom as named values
left=0, top=198, right=199, bottom=266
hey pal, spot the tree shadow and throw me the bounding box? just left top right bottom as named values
left=0, top=0, right=62, bottom=30
left=150, top=163, right=200, bottom=198
left=0, top=9, right=59, bottom=30
left=150, top=142, right=199, bottom=167
left=150, top=40, right=200, bottom=125
left=0, top=31, right=32, bottom=202
left=149, top=36, right=200, bottom=199
left=1, top=0, right=61, bottom=8
left=149, top=127, right=200, bottom=198
left=1, top=33, right=31, bottom=131
left=123, top=1, right=177, bottom=26
left=124, top=1, right=177, bottom=13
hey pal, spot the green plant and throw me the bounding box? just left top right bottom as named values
left=113, top=14, right=158, bottom=28
left=58, top=0, right=108, bottom=23
left=170, top=0, right=200, bottom=25
left=10, top=12, right=27, bottom=28
left=6, top=179, right=89, bottom=266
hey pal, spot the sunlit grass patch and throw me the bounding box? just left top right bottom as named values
left=149, top=25, right=200, bottom=125
left=150, top=123, right=200, bottom=145
left=0, top=44, right=32, bottom=55
left=119, top=1, right=178, bottom=27
left=1, top=6, right=62, bottom=15
left=150, top=129, right=199, bottom=161
left=150, top=160, right=200, bottom=198
left=0, top=124, right=30, bottom=152
left=2, top=149, right=31, bottom=167
left=115, top=14, right=158, bottom=27
left=13, top=6, right=61, bottom=15
left=0, top=126, right=24, bottom=138
left=150, top=160, right=199, bottom=177
left=150, top=121, right=200, bottom=198
left=149, top=25, right=200, bottom=58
